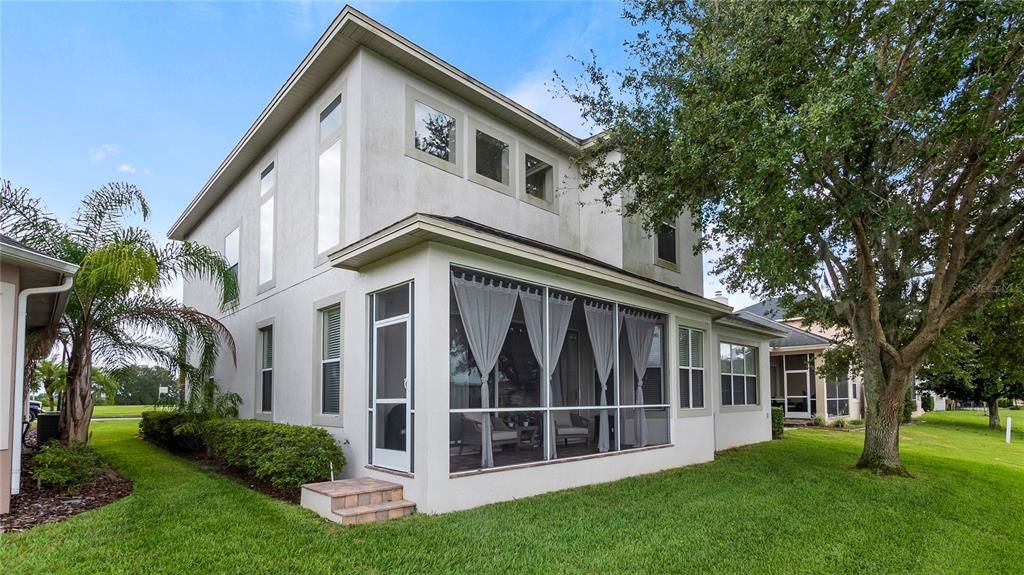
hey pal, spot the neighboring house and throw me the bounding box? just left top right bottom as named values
left=1, top=235, right=77, bottom=515
left=738, top=298, right=863, bottom=422
left=172, top=6, right=784, bottom=514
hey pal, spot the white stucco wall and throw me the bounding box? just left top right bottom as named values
left=712, top=327, right=773, bottom=452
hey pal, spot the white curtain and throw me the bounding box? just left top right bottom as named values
left=452, top=273, right=518, bottom=468
left=584, top=301, right=616, bottom=452
left=520, top=289, right=575, bottom=458
left=623, top=311, right=657, bottom=448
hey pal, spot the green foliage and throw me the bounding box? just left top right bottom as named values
left=31, top=359, right=66, bottom=412
left=830, top=418, right=848, bottom=429
left=771, top=407, right=784, bottom=439
left=565, top=0, right=1024, bottom=467
left=202, top=419, right=346, bottom=492
left=113, top=365, right=175, bottom=405
left=31, top=440, right=106, bottom=493
left=848, top=419, right=865, bottom=427
left=1, top=179, right=238, bottom=441
left=139, top=411, right=193, bottom=452
left=922, top=393, right=935, bottom=412
left=810, top=415, right=827, bottom=427
left=902, top=389, right=916, bottom=424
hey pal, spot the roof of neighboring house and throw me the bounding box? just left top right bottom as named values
left=0, top=235, right=79, bottom=275
left=735, top=310, right=832, bottom=350
left=168, top=5, right=598, bottom=241
left=738, top=296, right=808, bottom=321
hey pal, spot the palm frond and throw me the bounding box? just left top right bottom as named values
left=71, top=182, right=150, bottom=250
left=157, top=240, right=239, bottom=307
left=0, top=179, right=69, bottom=258
left=75, top=241, right=161, bottom=297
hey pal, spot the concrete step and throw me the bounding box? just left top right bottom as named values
left=333, top=499, right=416, bottom=525
left=301, top=477, right=414, bottom=525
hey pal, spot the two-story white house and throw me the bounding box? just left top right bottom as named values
left=171, top=6, right=783, bottom=515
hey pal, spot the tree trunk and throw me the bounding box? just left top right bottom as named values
left=853, top=327, right=914, bottom=475
left=60, top=342, right=94, bottom=443
left=986, top=399, right=1001, bottom=429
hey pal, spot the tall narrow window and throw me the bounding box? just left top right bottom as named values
left=657, top=223, right=677, bottom=265
left=320, top=305, right=342, bottom=415
left=258, top=162, right=275, bottom=287
left=678, top=327, right=704, bottom=409
left=224, top=227, right=239, bottom=296
left=259, top=326, right=274, bottom=413
left=720, top=343, right=758, bottom=407
left=317, top=95, right=343, bottom=255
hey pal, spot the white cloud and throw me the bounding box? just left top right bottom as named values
left=117, top=163, right=137, bottom=174
left=89, top=144, right=119, bottom=162
left=506, top=70, right=593, bottom=138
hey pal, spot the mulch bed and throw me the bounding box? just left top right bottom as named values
left=1, top=429, right=133, bottom=533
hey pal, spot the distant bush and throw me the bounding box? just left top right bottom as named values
left=921, top=393, right=935, bottom=412
left=848, top=419, right=865, bottom=426
left=810, top=414, right=827, bottom=427
left=771, top=407, right=784, bottom=439
left=998, top=398, right=1011, bottom=408
left=204, top=419, right=346, bottom=491
left=139, top=411, right=197, bottom=453
left=902, top=389, right=916, bottom=423
left=31, top=441, right=105, bottom=493
left=830, top=418, right=848, bottom=429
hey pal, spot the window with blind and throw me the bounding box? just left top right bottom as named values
left=259, top=325, right=273, bottom=413
left=320, top=305, right=342, bottom=416
left=720, top=342, right=758, bottom=406
left=678, top=327, right=705, bottom=409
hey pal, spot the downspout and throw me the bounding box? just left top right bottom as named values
left=11, top=274, right=74, bottom=495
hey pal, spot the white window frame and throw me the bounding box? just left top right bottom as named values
left=257, top=159, right=277, bottom=293
left=655, top=221, right=679, bottom=271
left=677, top=326, right=706, bottom=411
left=312, top=294, right=344, bottom=427
left=719, top=341, right=760, bottom=408
left=255, top=319, right=274, bottom=420
left=405, top=86, right=463, bottom=177
left=467, top=117, right=515, bottom=196
left=518, top=143, right=559, bottom=214
left=315, top=92, right=344, bottom=262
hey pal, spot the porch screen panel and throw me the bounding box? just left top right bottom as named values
left=584, top=302, right=616, bottom=453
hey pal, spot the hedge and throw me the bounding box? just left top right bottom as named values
left=140, top=412, right=346, bottom=492
left=31, top=440, right=106, bottom=493
left=771, top=407, right=784, bottom=439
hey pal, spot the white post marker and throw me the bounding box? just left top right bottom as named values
left=1007, top=417, right=1012, bottom=444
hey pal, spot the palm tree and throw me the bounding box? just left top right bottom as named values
left=1, top=180, right=237, bottom=442
left=31, top=359, right=67, bottom=411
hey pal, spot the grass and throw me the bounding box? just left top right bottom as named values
left=2, top=411, right=1021, bottom=574
left=90, top=404, right=167, bottom=418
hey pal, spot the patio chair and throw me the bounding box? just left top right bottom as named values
left=457, top=413, right=520, bottom=455
left=553, top=411, right=592, bottom=447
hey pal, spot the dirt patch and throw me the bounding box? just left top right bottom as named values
left=1, top=433, right=133, bottom=533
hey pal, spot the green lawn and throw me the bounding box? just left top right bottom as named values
left=3, top=411, right=1022, bottom=574
left=90, top=404, right=167, bottom=418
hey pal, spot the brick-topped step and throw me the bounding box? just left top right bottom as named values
left=301, top=478, right=415, bottom=525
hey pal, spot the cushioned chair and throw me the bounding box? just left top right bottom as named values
left=553, top=411, right=592, bottom=447
left=457, top=413, right=520, bottom=455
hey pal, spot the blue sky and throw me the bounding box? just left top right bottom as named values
left=1, top=1, right=752, bottom=307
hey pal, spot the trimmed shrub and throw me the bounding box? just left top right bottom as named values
left=810, top=414, right=827, bottom=427
left=921, top=393, right=935, bottom=412
left=771, top=407, right=784, bottom=439
left=204, top=419, right=346, bottom=491
left=848, top=419, right=864, bottom=426
left=139, top=411, right=200, bottom=453
left=830, top=418, right=848, bottom=429
left=31, top=441, right=105, bottom=493
left=998, top=398, right=1011, bottom=408
left=902, top=388, right=916, bottom=423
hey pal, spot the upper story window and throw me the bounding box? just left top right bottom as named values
left=720, top=342, right=758, bottom=407
left=405, top=87, right=462, bottom=176
left=468, top=119, right=514, bottom=195
left=224, top=226, right=240, bottom=300
left=258, top=162, right=275, bottom=289
left=520, top=145, right=558, bottom=213
left=657, top=223, right=677, bottom=267
left=678, top=326, right=705, bottom=409
left=317, top=94, right=343, bottom=257
left=415, top=101, right=456, bottom=162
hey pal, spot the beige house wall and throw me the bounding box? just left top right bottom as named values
left=1, top=263, right=21, bottom=514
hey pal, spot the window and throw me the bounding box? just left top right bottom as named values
left=317, top=94, right=343, bottom=255
left=449, top=267, right=669, bottom=474
left=414, top=101, right=456, bottom=162
left=320, top=305, right=342, bottom=416
left=258, top=162, right=275, bottom=288
left=827, top=373, right=850, bottom=417
left=224, top=227, right=239, bottom=297
left=258, top=325, right=274, bottom=414
left=678, top=327, right=705, bottom=409
left=475, top=130, right=509, bottom=184
left=720, top=343, right=758, bottom=406
left=525, top=154, right=553, bottom=201
left=852, top=382, right=858, bottom=399
left=657, top=223, right=677, bottom=266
